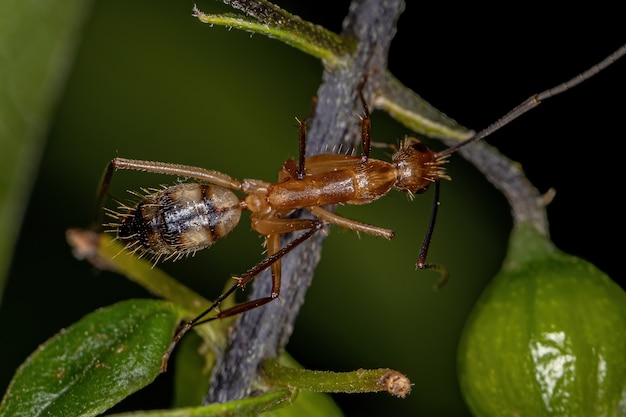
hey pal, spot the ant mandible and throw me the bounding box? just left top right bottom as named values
left=97, top=44, right=626, bottom=372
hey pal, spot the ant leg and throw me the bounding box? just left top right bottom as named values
left=415, top=181, right=449, bottom=290
left=296, top=74, right=373, bottom=171
left=104, top=157, right=242, bottom=189
left=357, top=75, right=372, bottom=162
left=296, top=97, right=318, bottom=179
left=160, top=218, right=324, bottom=372
left=296, top=117, right=307, bottom=179
left=308, top=206, right=394, bottom=240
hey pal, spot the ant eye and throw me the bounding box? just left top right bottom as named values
left=411, top=142, right=429, bottom=153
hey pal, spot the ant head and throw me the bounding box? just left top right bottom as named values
left=392, top=137, right=450, bottom=197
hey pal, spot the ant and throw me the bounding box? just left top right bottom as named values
left=96, top=44, right=625, bottom=372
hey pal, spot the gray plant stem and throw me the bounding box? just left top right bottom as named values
left=206, top=0, right=406, bottom=404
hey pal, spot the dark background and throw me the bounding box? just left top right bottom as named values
left=2, top=2, right=624, bottom=416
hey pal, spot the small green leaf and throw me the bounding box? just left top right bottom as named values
left=0, top=299, right=184, bottom=417
left=192, top=4, right=350, bottom=65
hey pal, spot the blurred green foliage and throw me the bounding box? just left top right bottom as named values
left=0, top=0, right=93, bottom=300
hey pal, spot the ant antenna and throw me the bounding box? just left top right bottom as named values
left=413, top=44, right=625, bottom=287
left=437, top=44, right=626, bottom=158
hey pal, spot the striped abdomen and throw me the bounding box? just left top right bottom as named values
left=118, top=183, right=241, bottom=259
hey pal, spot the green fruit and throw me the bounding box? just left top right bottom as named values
left=458, top=223, right=626, bottom=416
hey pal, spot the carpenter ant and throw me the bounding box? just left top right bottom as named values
left=96, top=44, right=625, bottom=372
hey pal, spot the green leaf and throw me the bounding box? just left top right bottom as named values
left=192, top=3, right=350, bottom=65
left=0, top=299, right=184, bottom=417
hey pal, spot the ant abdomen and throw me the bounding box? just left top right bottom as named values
left=116, top=183, right=242, bottom=261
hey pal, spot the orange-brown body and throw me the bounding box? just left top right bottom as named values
left=242, top=138, right=446, bottom=216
